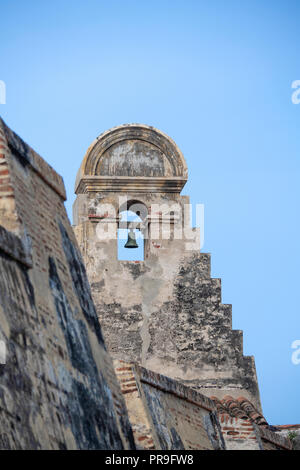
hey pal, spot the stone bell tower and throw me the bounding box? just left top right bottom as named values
left=73, top=124, right=262, bottom=411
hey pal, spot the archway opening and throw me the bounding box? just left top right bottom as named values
left=118, top=210, right=144, bottom=261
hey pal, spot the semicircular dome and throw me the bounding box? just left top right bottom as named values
left=75, top=124, right=188, bottom=193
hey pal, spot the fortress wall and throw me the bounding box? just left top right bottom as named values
left=114, top=360, right=226, bottom=450
left=218, top=418, right=292, bottom=451
left=0, top=119, right=291, bottom=451
left=0, top=118, right=135, bottom=450
left=114, top=361, right=292, bottom=451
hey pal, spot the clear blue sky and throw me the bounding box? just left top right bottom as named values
left=1, top=0, right=299, bottom=425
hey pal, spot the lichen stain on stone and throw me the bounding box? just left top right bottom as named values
left=0, top=252, right=42, bottom=449
left=203, top=412, right=226, bottom=450
left=58, top=221, right=105, bottom=348
left=141, top=383, right=185, bottom=450
left=97, top=140, right=172, bottom=177
left=48, top=256, right=126, bottom=449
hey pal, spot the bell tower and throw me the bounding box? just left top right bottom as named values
left=73, top=124, right=262, bottom=411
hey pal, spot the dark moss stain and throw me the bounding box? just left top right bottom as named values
left=0, top=251, right=40, bottom=449
left=203, top=412, right=226, bottom=450
left=91, top=280, right=105, bottom=290
left=97, top=302, right=143, bottom=358
left=125, top=262, right=150, bottom=280
left=49, top=257, right=98, bottom=376
left=0, top=433, right=11, bottom=450
left=141, top=383, right=184, bottom=450
left=48, top=256, right=135, bottom=450
left=58, top=221, right=105, bottom=347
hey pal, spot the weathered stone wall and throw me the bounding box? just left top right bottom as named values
left=217, top=415, right=292, bottom=451
left=218, top=415, right=262, bottom=450
left=0, top=119, right=293, bottom=451
left=113, top=361, right=291, bottom=451
left=259, top=426, right=293, bottom=450
left=0, top=118, right=135, bottom=450
left=274, top=425, right=300, bottom=450
left=73, top=124, right=262, bottom=411
left=114, top=360, right=225, bottom=450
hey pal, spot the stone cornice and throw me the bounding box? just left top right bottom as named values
left=75, top=124, right=188, bottom=191
left=135, top=364, right=215, bottom=413
left=75, top=176, right=187, bottom=194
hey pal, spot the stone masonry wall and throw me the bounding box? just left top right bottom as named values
left=217, top=414, right=292, bottom=451
left=0, top=118, right=135, bottom=450
left=73, top=124, right=262, bottom=412
left=114, top=360, right=226, bottom=450
left=77, top=220, right=261, bottom=410
left=114, top=361, right=291, bottom=451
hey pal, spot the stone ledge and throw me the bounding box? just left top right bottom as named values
left=75, top=176, right=187, bottom=194
left=135, top=364, right=215, bottom=412
left=0, top=118, right=66, bottom=201
left=259, top=426, right=293, bottom=450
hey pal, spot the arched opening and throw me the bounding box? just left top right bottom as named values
left=118, top=209, right=144, bottom=261
left=117, top=200, right=148, bottom=261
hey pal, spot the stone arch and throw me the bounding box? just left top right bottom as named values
left=118, top=199, right=148, bottom=221
left=75, top=124, right=188, bottom=191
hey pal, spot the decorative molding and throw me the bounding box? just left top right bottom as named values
left=75, top=124, right=188, bottom=191
left=76, top=176, right=187, bottom=194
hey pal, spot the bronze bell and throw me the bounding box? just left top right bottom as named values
left=124, top=229, right=138, bottom=249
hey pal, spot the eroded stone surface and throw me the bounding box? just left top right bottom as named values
left=73, top=124, right=262, bottom=411
left=114, top=361, right=226, bottom=450
left=0, top=118, right=135, bottom=450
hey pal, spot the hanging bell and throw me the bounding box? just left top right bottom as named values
left=124, top=229, right=138, bottom=249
